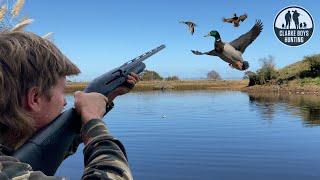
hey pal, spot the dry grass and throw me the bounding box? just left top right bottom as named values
left=0, top=0, right=45, bottom=34
left=133, top=80, right=248, bottom=91
left=0, top=4, right=7, bottom=21
left=65, top=80, right=249, bottom=93
left=11, top=0, right=24, bottom=18
left=65, top=82, right=87, bottom=93
left=42, top=32, right=54, bottom=40
left=11, top=18, right=33, bottom=31
left=1, top=0, right=27, bottom=31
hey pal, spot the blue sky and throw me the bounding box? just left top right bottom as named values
left=2, top=0, right=319, bottom=80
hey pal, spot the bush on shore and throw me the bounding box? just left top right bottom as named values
left=165, top=76, right=180, bottom=81
left=207, top=70, right=221, bottom=80
left=140, top=70, right=163, bottom=81
left=247, top=56, right=278, bottom=86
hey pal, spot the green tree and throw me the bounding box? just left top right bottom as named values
left=243, top=71, right=255, bottom=79
left=140, top=70, right=163, bottom=81
left=256, top=56, right=278, bottom=84
left=165, top=76, right=180, bottom=81
left=246, top=56, right=279, bottom=86
left=244, top=71, right=259, bottom=86
left=307, top=55, right=320, bottom=77
left=207, top=70, right=221, bottom=80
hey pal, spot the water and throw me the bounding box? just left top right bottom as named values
left=55, top=91, right=320, bottom=180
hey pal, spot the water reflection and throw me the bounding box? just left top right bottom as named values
left=248, top=92, right=320, bottom=126
left=57, top=91, right=320, bottom=180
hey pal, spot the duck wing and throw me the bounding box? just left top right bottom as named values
left=187, top=21, right=196, bottom=26
left=191, top=49, right=217, bottom=56
left=223, top=17, right=234, bottom=23
left=230, top=20, right=263, bottom=53
left=180, top=21, right=196, bottom=27
left=180, top=21, right=196, bottom=35
left=239, top=13, right=248, bottom=22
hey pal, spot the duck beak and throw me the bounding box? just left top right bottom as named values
left=204, top=33, right=210, bottom=37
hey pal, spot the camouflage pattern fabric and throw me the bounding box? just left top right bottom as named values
left=0, top=119, right=133, bottom=180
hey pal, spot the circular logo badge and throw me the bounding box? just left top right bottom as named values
left=274, top=6, right=314, bottom=46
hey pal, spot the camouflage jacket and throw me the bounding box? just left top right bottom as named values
left=0, top=119, right=133, bottom=180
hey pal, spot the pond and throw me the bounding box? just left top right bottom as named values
left=56, top=91, right=320, bottom=180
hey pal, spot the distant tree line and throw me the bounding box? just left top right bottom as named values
left=140, top=70, right=163, bottom=81
left=140, top=69, right=223, bottom=81
left=140, top=70, right=181, bottom=81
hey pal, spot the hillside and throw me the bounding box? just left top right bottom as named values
left=244, top=54, right=320, bottom=94
left=277, top=54, right=320, bottom=82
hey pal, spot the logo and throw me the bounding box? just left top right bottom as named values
left=274, top=6, right=314, bottom=46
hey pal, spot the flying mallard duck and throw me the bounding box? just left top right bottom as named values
left=223, top=13, right=248, bottom=27
left=180, top=21, right=197, bottom=35
left=191, top=20, right=263, bottom=71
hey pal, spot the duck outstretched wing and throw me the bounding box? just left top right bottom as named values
left=180, top=21, right=196, bottom=35
left=191, top=50, right=217, bottom=56
left=239, top=13, right=248, bottom=22
left=230, top=20, right=263, bottom=53
left=180, top=21, right=196, bottom=27
left=223, top=17, right=235, bottom=23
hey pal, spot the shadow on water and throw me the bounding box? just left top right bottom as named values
left=248, top=92, right=320, bottom=126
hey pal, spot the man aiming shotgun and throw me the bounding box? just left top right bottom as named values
left=0, top=31, right=165, bottom=179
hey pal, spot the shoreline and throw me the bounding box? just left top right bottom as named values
left=66, top=80, right=320, bottom=95
left=66, top=80, right=248, bottom=93
left=242, top=81, right=320, bottom=95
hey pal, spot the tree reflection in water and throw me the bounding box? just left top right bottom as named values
left=248, top=92, right=320, bottom=126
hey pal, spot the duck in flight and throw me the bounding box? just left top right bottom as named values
left=180, top=21, right=197, bottom=35
left=191, top=20, right=263, bottom=71
left=223, top=13, right=248, bottom=27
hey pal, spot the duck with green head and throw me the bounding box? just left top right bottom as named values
left=192, top=20, right=263, bottom=71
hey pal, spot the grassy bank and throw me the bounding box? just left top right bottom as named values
left=66, top=79, right=320, bottom=95
left=65, top=80, right=248, bottom=93
left=243, top=79, right=320, bottom=95
left=244, top=54, right=320, bottom=94
left=277, top=54, right=320, bottom=82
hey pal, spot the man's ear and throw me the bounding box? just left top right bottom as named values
left=25, top=87, right=43, bottom=112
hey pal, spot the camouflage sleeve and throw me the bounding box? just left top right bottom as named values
left=81, top=119, right=133, bottom=180
left=0, top=155, right=63, bottom=179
